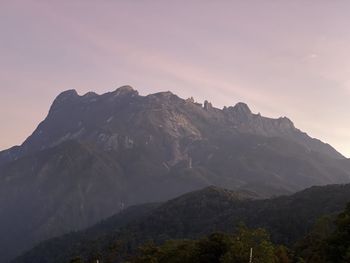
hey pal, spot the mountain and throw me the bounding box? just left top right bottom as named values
left=0, top=86, right=349, bottom=262
left=13, top=184, right=350, bottom=263
left=0, top=86, right=344, bottom=166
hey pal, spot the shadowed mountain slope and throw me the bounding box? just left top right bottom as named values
left=13, top=184, right=350, bottom=263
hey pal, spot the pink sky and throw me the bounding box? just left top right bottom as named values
left=0, top=1, right=350, bottom=157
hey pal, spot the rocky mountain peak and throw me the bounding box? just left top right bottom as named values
left=113, top=85, right=139, bottom=96
left=49, top=89, right=79, bottom=112
left=232, top=102, right=252, bottom=115
left=204, top=100, right=213, bottom=111
left=82, top=91, right=98, bottom=98
left=277, top=117, right=295, bottom=129
left=55, top=89, right=79, bottom=101
left=149, top=91, right=175, bottom=98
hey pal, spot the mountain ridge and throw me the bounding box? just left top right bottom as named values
left=0, top=86, right=349, bottom=262
left=0, top=86, right=344, bottom=165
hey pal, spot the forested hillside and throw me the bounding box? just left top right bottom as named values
left=14, top=184, right=350, bottom=263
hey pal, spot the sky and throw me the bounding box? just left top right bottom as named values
left=0, top=1, right=349, bottom=157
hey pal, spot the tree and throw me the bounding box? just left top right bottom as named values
left=326, top=203, right=350, bottom=263
left=294, top=216, right=333, bottom=263
left=221, top=224, right=276, bottom=263
left=274, top=245, right=291, bottom=263
left=131, top=242, right=160, bottom=263
left=196, top=232, right=233, bottom=263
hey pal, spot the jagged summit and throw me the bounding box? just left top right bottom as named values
left=277, top=116, right=295, bottom=129
left=113, top=85, right=138, bottom=96
left=1, top=86, right=344, bottom=165
left=148, top=90, right=176, bottom=98
left=54, top=85, right=138, bottom=103
left=232, top=102, right=252, bottom=115
left=50, top=89, right=80, bottom=112
left=82, top=91, right=98, bottom=98
left=54, top=89, right=79, bottom=101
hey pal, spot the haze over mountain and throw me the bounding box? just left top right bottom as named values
left=0, top=87, right=349, bottom=262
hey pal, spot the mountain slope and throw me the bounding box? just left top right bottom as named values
left=0, top=86, right=349, bottom=262
left=13, top=184, right=350, bottom=263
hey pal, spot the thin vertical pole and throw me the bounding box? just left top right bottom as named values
left=249, top=247, right=253, bottom=263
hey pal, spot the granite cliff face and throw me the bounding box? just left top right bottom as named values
left=0, top=86, right=343, bottom=166
left=0, top=86, right=349, bottom=262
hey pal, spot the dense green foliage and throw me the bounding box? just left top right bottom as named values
left=129, top=225, right=289, bottom=263
left=325, top=203, right=350, bottom=262
left=294, top=203, right=350, bottom=263
left=80, top=203, right=350, bottom=263
left=293, top=216, right=333, bottom=262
